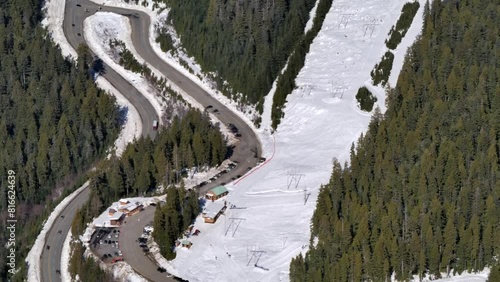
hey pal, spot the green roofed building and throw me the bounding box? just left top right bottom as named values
left=205, top=186, right=228, bottom=201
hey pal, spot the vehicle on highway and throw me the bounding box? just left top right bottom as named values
left=46, top=245, right=50, bottom=250
left=157, top=267, right=166, bottom=273
left=153, top=120, right=159, bottom=130
left=143, top=225, right=154, bottom=233
left=204, top=105, right=213, bottom=110
left=235, top=133, right=242, bottom=138
left=213, top=109, right=219, bottom=114
left=76, top=3, right=81, bottom=6
left=143, top=247, right=150, bottom=252
left=57, top=230, right=62, bottom=234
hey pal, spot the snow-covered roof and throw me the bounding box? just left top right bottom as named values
left=110, top=211, right=124, bottom=220
left=202, top=201, right=225, bottom=219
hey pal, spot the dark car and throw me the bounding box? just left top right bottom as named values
left=205, top=105, right=213, bottom=110
left=76, top=3, right=81, bottom=6
left=213, top=109, right=219, bottom=114
left=157, top=267, right=166, bottom=273
left=143, top=247, right=150, bottom=252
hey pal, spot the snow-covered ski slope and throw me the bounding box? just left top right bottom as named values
left=164, top=0, right=432, bottom=281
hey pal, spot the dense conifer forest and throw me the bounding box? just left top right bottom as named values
left=290, top=0, right=500, bottom=281
left=70, top=109, right=226, bottom=278
left=0, top=0, right=120, bottom=279
left=153, top=183, right=199, bottom=260
left=153, top=0, right=316, bottom=106
left=271, top=0, right=333, bottom=129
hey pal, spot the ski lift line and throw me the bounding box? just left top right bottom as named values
left=234, top=134, right=276, bottom=186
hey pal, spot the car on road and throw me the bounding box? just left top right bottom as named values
left=213, top=109, right=219, bottom=114
left=204, top=105, right=213, bottom=110
left=46, top=245, right=50, bottom=250
left=76, top=3, right=81, bottom=6
left=153, top=120, right=159, bottom=131
left=143, top=247, right=150, bottom=252
left=157, top=267, right=166, bottom=273
left=57, top=230, right=62, bottom=235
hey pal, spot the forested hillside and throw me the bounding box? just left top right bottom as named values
left=0, top=0, right=119, bottom=279
left=70, top=109, right=225, bottom=278
left=154, top=0, right=316, bottom=105
left=290, top=0, right=500, bottom=281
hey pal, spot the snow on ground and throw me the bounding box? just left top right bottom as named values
left=31, top=5, right=144, bottom=282
left=97, top=76, right=142, bottom=156
left=26, top=181, right=89, bottom=282
left=41, top=0, right=77, bottom=59
left=408, top=268, right=489, bottom=282
left=61, top=230, right=73, bottom=282
left=388, top=3, right=425, bottom=87
left=160, top=0, right=429, bottom=281
left=366, top=0, right=426, bottom=112
left=90, top=0, right=264, bottom=146
left=304, top=0, right=320, bottom=33
left=84, top=13, right=164, bottom=119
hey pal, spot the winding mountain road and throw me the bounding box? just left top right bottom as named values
left=40, top=1, right=262, bottom=281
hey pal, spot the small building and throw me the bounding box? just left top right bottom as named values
left=202, top=201, right=227, bottom=223
left=205, top=186, right=229, bottom=201
left=118, top=203, right=143, bottom=217
left=109, top=211, right=125, bottom=226
left=181, top=240, right=192, bottom=249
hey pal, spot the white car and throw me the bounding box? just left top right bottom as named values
left=143, top=226, right=154, bottom=233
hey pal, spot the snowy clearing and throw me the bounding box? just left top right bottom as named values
left=157, top=0, right=431, bottom=281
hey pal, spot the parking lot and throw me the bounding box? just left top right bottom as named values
left=90, top=227, right=123, bottom=263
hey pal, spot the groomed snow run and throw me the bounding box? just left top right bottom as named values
left=152, top=0, right=429, bottom=281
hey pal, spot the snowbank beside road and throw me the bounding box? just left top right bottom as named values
left=26, top=181, right=89, bottom=282
left=41, top=0, right=77, bottom=59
